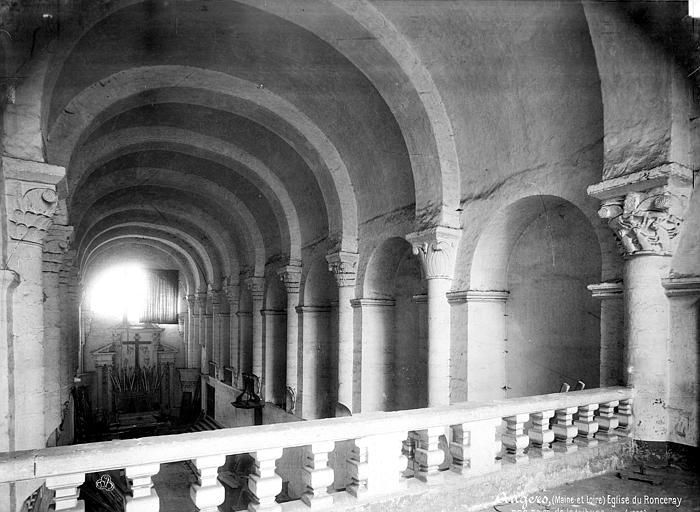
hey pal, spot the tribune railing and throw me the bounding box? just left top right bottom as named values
left=0, top=386, right=633, bottom=512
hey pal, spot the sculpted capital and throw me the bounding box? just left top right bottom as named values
left=406, top=226, right=462, bottom=280
left=7, top=187, right=59, bottom=244
left=277, top=264, right=302, bottom=294
left=326, top=252, right=359, bottom=287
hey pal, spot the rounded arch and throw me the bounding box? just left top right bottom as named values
left=83, top=233, right=210, bottom=292
left=82, top=237, right=201, bottom=294
left=466, top=194, right=602, bottom=399
left=72, top=177, right=265, bottom=276
left=40, top=0, right=459, bottom=229
left=47, top=66, right=357, bottom=252
left=67, top=126, right=302, bottom=262
left=82, top=239, right=196, bottom=296
left=74, top=205, right=239, bottom=280
left=82, top=221, right=222, bottom=285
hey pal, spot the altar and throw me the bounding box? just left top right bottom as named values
left=91, top=323, right=178, bottom=419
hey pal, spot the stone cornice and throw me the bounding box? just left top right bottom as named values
left=1, top=156, right=65, bottom=185
left=260, top=309, right=286, bottom=316
left=350, top=298, right=396, bottom=308
left=446, top=290, right=510, bottom=304
left=587, top=164, right=692, bottom=201
left=662, top=276, right=700, bottom=297
left=587, top=282, right=624, bottom=299
left=406, top=226, right=462, bottom=280
left=295, top=305, right=331, bottom=314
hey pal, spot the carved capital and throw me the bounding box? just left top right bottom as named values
left=589, top=165, right=691, bottom=257
left=277, top=264, right=302, bottom=294
left=326, top=251, right=359, bottom=287
left=406, top=226, right=462, bottom=279
left=6, top=186, right=59, bottom=244
left=186, top=294, right=195, bottom=310
left=245, top=276, right=265, bottom=300
left=598, top=191, right=684, bottom=256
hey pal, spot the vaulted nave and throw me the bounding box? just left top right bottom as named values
left=0, top=1, right=698, bottom=511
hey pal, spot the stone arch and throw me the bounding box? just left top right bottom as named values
left=47, top=66, right=357, bottom=252
left=82, top=239, right=196, bottom=296
left=360, top=237, right=427, bottom=412
left=75, top=205, right=240, bottom=282
left=82, top=222, right=222, bottom=286
left=71, top=174, right=265, bottom=276
left=467, top=195, right=602, bottom=399
left=40, top=0, right=459, bottom=230
left=67, top=126, right=303, bottom=262
left=83, top=234, right=209, bottom=293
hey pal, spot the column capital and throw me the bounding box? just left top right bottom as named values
left=588, top=165, right=692, bottom=256
left=186, top=294, right=195, bottom=309
left=326, top=251, right=359, bottom=287
left=194, top=291, right=208, bottom=312
left=277, top=264, right=302, bottom=294
left=245, top=276, right=265, bottom=300
left=225, top=283, right=241, bottom=307
left=406, top=226, right=462, bottom=279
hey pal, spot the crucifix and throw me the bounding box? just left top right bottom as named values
left=123, top=333, right=147, bottom=369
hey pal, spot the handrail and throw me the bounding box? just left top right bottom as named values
left=0, top=386, right=633, bottom=484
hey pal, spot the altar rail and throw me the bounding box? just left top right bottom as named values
left=0, top=386, right=633, bottom=512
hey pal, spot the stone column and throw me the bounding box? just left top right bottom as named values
left=246, top=276, right=265, bottom=380
left=185, top=294, right=196, bottom=368
left=588, top=166, right=691, bottom=442
left=587, top=282, right=625, bottom=386
left=2, top=159, right=64, bottom=452
left=203, top=290, right=215, bottom=375
left=406, top=227, right=462, bottom=407
left=209, top=290, right=222, bottom=378
left=194, top=292, right=207, bottom=372
left=278, top=265, right=301, bottom=412
left=225, top=284, right=241, bottom=385
left=326, top=252, right=358, bottom=413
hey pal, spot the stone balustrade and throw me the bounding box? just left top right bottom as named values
left=0, top=387, right=633, bottom=512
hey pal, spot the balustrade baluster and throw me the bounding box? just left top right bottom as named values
left=596, top=400, right=619, bottom=442
left=347, top=432, right=407, bottom=497
left=450, top=418, right=501, bottom=474
left=126, top=463, right=160, bottom=512
left=575, top=404, right=599, bottom=447
left=415, top=426, right=446, bottom=482
left=552, top=407, right=578, bottom=453
left=616, top=398, right=633, bottom=438
left=528, top=410, right=554, bottom=458
left=248, top=448, right=283, bottom=511
left=46, top=473, right=85, bottom=512
left=502, top=413, right=529, bottom=463
left=347, top=437, right=369, bottom=497
left=190, top=455, right=225, bottom=512
left=301, top=441, right=335, bottom=508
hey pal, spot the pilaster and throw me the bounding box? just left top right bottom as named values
left=246, top=276, right=265, bottom=382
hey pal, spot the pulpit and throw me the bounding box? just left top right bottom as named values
left=91, top=323, right=178, bottom=420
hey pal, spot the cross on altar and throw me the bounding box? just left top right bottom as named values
left=122, top=333, right=149, bottom=369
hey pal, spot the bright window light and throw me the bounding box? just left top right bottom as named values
left=89, top=265, right=147, bottom=322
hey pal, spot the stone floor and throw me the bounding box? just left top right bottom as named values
left=485, top=465, right=700, bottom=512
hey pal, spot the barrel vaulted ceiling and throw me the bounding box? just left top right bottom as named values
left=36, top=0, right=457, bottom=292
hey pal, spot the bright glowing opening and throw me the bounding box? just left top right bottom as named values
left=89, top=264, right=147, bottom=323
